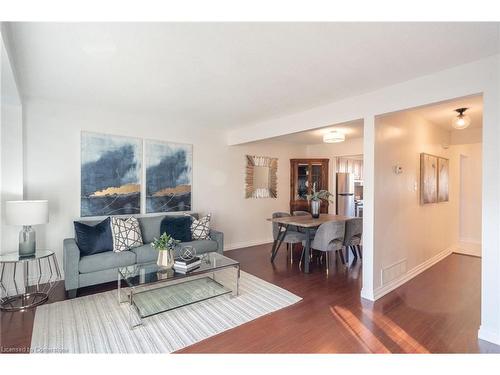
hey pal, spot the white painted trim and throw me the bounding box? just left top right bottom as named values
left=360, top=287, right=375, bottom=302
left=478, top=325, right=500, bottom=346
left=454, top=241, right=482, bottom=257
left=224, top=238, right=273, bottom=251
left=372, top=247, right=453, bottom=301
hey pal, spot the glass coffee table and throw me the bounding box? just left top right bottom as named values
left=118, top=252, right=240, bottom=328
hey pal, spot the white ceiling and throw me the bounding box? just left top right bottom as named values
left=271, top=119, right=364, bottom=144
left=409, top=94, right=483, bottom=131
left=6, top=22, right=499, bottom=130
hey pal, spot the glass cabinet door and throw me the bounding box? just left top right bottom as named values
left=296, top=163, right=309, bottom=200
left=311, top=163, right=323, bottom=191
left=290, top=159, right=329, bottom=214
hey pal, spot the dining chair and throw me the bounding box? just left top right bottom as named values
left=302, top=221, right=346, bottom=274
left=292, top=210, right=317, bottom=260
left=272, top=212, right=306, bottom=265
left=343, top=218, right=363, bottom=262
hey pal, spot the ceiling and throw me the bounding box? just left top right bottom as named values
left=409, top=94, right=483, bottom=131
left=6, top=22, right=499, bottom=130
left=272, top=119, right=364, bottom=144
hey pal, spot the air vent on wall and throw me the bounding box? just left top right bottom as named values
left=381, top=259, right=407, bottom=285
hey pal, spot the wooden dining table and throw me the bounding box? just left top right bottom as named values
left=267, top=214, right=353, bottom=273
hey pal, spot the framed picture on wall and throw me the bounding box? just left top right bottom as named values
left=80, top=132, right=142, bottom=217
left=420, top=153, right=438, bottom=204
left=420, top=153, right=449, bottom=205
left=145, top=140, right=193, bottom=213
left=437, top=157, right=449, bottom=202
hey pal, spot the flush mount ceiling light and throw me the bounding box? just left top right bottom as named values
left=323, top=131, right=345, bottom=143
left=452, top=108, right=471, bottom=130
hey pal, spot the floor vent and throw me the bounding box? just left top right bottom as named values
left=381, top=259, right=407, bottom=285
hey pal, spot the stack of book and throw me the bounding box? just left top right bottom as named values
left=173, top=256, right=201, bottom=273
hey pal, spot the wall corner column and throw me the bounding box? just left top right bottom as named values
left=478, top=63, right=500, bottom=345
left=361, top=114, right=376, bottom=301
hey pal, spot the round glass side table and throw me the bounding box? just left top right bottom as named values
left=0, top=250, right=61, bottom=312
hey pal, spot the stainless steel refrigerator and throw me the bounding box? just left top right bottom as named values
left=336, top=173, right=355, bottom=216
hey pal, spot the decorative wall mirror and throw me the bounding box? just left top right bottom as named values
left=245, top=155, right=278, bottom=198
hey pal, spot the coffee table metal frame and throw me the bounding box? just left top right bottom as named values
left=117, top=252, right=240, bottom=329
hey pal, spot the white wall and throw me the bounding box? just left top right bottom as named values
left=0, top=27, right=23, bottom=253
left=373, top=111, right=454, bottom=297
left=23, top=98, right=307, bottom=271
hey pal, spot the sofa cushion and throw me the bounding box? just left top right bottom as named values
left=160, top=215, right=192, bottom=242
left=111, top=216, right=143, bottom=252
left=74, top=217, right=113, bottom=256
left=131, top=244, right=158, bottom=264
left=189, top=214, right=211, bottom=240
left=137, top=216, right=164, bottom=244
left=138, top=214, right=199, bottom=243
left=79, top=250, right=136, bottom=274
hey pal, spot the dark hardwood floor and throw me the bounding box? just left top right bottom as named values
left=1, top=244, right=499, bottom=353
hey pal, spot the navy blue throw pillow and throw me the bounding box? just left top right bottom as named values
left=74, top=217, right=113, bottom=256
left=160, top=216, right=192, bottom=242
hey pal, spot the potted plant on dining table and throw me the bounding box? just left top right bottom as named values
left=306, top=182, right=334, bottom=218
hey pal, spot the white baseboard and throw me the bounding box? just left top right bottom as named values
left=372, top=247, right=453, bottom=301
left=224, top=238, right=274, bottom=251
left=478, top=325, right=500, bottom=345
left=453, top=241, right=482, bottom=257
left=360, top=287, right=375, bottom=301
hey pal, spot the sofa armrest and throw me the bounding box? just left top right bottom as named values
left=63, top=238, right=80, bottom=291
left=210, top=229, right=224, bottom=254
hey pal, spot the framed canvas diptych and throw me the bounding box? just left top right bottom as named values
left=81, top=132, right=142, bottom=217
left=145, top=140, right=193, bottom=213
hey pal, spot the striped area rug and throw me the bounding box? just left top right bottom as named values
left=31, top=270, right=301, bottom=353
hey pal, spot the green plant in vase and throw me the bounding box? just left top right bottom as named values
left=151, top=233, right=180, bottom=268
left=306, top=182, right=334, bottom=218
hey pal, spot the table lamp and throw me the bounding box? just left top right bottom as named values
left=5, top=200, right=49, bottom=257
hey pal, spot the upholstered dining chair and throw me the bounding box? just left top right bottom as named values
left=272, top=212, right=306, bottom=265
left=343, top=218, right=363, bottom=262
left=292, top=210, right=317, bottom=260
left=302, top=220, right=346, bottom=274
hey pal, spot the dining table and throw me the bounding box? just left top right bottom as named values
left=267, top=214, right=353, bottom=273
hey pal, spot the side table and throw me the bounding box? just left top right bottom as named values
left=0, top=250, right=61, bottom=311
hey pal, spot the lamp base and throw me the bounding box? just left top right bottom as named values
left=19, top=225, right=36, bottom=258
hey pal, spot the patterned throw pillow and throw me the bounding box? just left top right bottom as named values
left=190, top=214, right=211, bottom=240
left=110, top=217, right=144, bottom=252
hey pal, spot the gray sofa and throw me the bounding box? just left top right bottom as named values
left=63, top=213, right=223, bottom=297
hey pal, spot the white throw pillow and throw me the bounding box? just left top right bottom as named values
left=111, top=217, right=143, bottom=252
left=190, top=213, right=211, bottom=240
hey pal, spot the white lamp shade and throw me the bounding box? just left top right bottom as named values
left=5, top=200, right=49, bottom=226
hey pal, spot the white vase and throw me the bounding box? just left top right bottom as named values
left=157, top=249, right=175, bottom=268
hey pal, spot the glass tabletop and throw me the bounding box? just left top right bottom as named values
left=0, top=250, right=54, bottom=263
left=132, top=277, right=232, bottom=319
left=118, top=251, right=239, bottom=289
